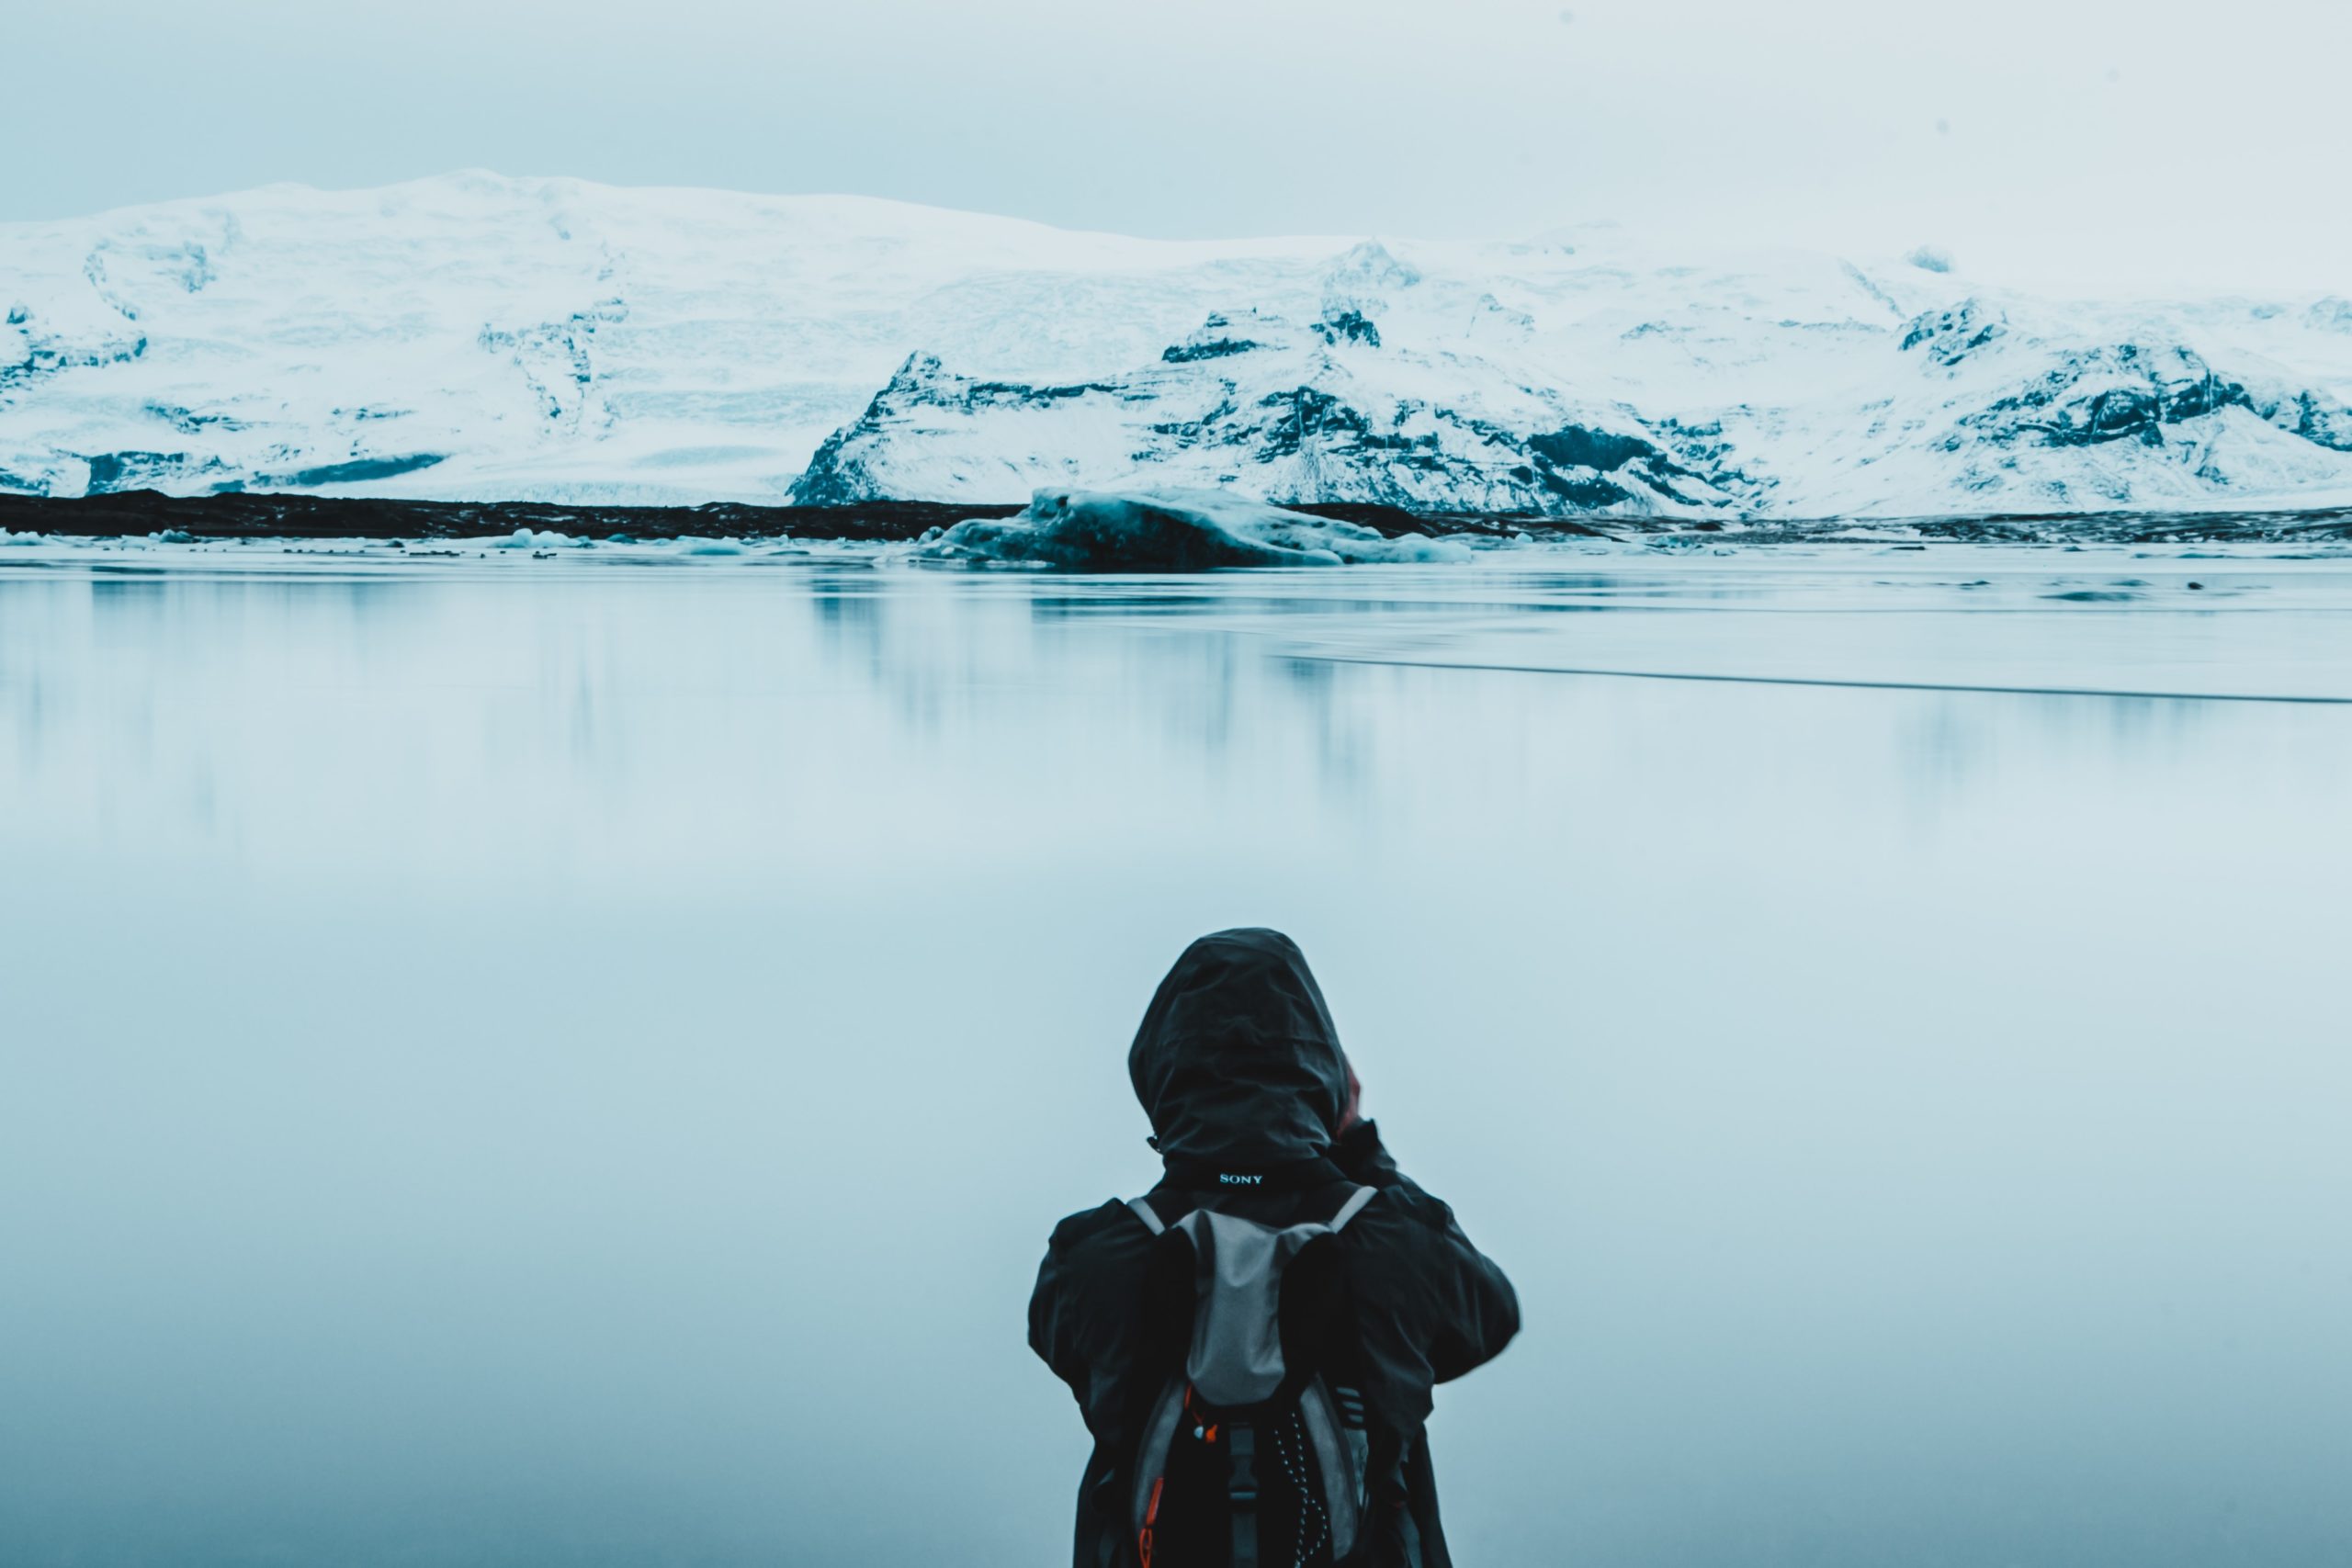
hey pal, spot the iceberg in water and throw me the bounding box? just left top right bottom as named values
left=910, top=489, right=1473, bottom=570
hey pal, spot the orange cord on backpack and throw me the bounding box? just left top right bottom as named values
left=1182, top=1383, right=1220, bottom=1445
left=1137, top=1475, right=1164, bottom=1568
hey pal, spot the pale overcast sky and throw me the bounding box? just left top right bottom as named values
left=6, top=0, right=2346, bottom=293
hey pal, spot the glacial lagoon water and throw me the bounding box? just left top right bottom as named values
left=3, top=537, right=2348, bottom=1566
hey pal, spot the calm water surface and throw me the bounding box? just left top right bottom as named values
left=3, top=541, right=2348, bottom=1566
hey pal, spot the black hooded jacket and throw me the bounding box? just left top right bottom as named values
left=1028, top=929, right=1520, bottom=1568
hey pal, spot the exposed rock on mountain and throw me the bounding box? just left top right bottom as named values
left=790, top=313, right=1739, bottom=515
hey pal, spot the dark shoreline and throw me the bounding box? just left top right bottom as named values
left=3, top=489, right=2349, bottom=545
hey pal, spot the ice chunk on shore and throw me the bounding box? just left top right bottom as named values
left=910, top=489, right=1472, bottom=570
left=492, top=527, right=585, bottom=549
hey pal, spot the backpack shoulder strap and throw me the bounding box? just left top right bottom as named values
left=1328, top=1184, right=1377, bottom=1232
left=1127, top=1196, right=1167, bottom=1235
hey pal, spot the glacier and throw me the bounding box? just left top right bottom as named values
left=5, top=172, right=2352, bottom=517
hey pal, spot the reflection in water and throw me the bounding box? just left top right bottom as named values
left=2, top=552, right=2349, bottom=1568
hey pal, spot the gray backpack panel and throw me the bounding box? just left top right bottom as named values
left=1126, top=1187, right=1377, bottom=1565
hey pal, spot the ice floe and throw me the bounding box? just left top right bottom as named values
left=906, top=489, right=1475, bottom=570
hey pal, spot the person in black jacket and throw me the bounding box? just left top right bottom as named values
left=1029, top=928, right=1520, bottom=1568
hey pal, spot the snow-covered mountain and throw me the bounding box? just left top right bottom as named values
left=6, top=172, right=2351, bottom=515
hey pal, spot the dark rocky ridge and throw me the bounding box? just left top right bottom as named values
left=0, top=490, right=1017, bottom=542
left=5, top=490, right=2349, bottom=547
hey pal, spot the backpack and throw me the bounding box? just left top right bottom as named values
left=1125, top=1185, right=1378, bottom=1568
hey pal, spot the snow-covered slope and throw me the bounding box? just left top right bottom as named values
left=5, top=173, right=2351, bottom=515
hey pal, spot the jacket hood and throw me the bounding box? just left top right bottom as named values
left=1127, top=928, right=1350, bottom=1164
